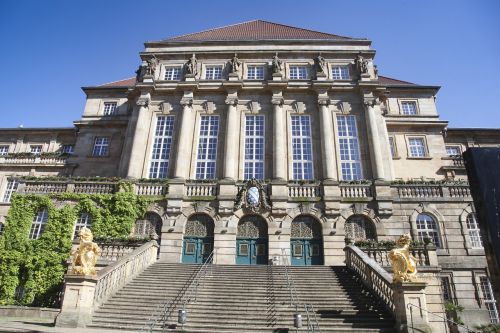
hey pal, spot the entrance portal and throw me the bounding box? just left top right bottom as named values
left=290, top=216, right=323, bottom=266
left=182, top=214, right=214, bottom=264
left=236, top=216, right=268, bottom=265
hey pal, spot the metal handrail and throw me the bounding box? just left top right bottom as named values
left=280, top=248, right=321, bottom=332
left=407, top=303, right=480, bottom=333
left=180, top=249, right=216, bottom=309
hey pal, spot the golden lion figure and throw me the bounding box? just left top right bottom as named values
left=388, top=234, right=418, bottom=283
left=71, top=227, right=101, bottom=276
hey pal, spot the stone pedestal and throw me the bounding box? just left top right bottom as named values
left=272, top=73, right=283, bottom=80
left=55, top=275, right=98, bottom=328
left=393, top=282, right=432, bottom=333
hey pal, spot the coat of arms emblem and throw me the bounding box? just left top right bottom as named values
left=235, top=179, right=271, bottom=212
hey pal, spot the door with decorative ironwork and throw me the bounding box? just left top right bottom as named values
left=182, top=214, right=214, bottom=264
left=236, top=216, right=268, bottom=265
left=290, top=216, right=323, bottom=266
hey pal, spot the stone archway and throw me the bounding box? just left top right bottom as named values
left=236, top=215, right=268, bottom=265
left=182, top=214, right=215, bottom=264
left=290, top=215, right=324, bottom=266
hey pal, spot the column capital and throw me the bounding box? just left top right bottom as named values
left=317, top=98, right=331, bottom=106
left=225, top=97, right=239, bottom=106
left=136, top=97, right=150, bottom=107
left=363, top=97, right=381, bottom=108
left=271, top=97, right=284, bottom=106
left=180, top=98, right=193, bottom=107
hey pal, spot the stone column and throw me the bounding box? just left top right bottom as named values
left=223, top=96, right=240, bottom=180
left=272, top=96, right=286, bottom=180
left=318, top=98, right=337, bottom=180
left=173, top=96, right=195, bottom=179
left=126, top=94, right=151, bottom=179
left=364, top=98, right=385, bottom=180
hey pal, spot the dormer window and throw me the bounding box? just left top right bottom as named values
left=331, top=66, right=349, bottom=80
left=103, top=102, right=117, bottom=116
left=164, top=66, right=182, bottom=81
left=289, top=66, right=308, bottom=80
left=401, top=101, right=417, bottom=115
left=30, top=145, right=42, bottom=155
left=247, top=66, right=265, bottom=80
left=0, top=145, right=9, bottom=156
left=62, top=144, right=75, bottom=154
left=205, top=66, right=223, bottom=80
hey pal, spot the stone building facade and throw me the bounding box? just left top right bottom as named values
left=1, top=20, right=500, bottom=328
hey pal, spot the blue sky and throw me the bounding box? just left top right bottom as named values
left=0, top=0, right=499, bottom=128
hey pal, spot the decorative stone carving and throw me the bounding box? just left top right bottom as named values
left=237, top=216, right=267, bottom=238
left=185, top=214, right=214, bottom=237
left=235, top=179, right=271, bottom=212
left=291, top=216, right=322, bottom=239
left=70, top=227, right=101, bottom=276
left=354, top=52, right=369, bottom=75
left=388, top=234, right=418, bottom=283
left=271, top=53, right=283, bottom=74
left=145, top=56, right=158, bottom=76
left=314, top=55, right=326, bottom=74
left=185, top=53, right=198, bottom=76
left=229, top=53, right=242, bottom=73
left=136, top=97, right=150, bottom=107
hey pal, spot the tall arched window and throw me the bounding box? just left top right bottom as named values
left=466, top=213, right=483, bottom=249
left=29, top=209, right=48, bottom=239
left=73, top=213, right=92, bottom=239
left=345, top=215, right=376, bottom=241
left=416, top=213, right=441, bottom=248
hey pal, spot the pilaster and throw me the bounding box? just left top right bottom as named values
left=126, top=93, right=152, bottom=179
left=173, top=92, right=195, bottom=179
left=363, top=96, right=385, bottom=180
left=272, top=92, right=286, bottom=180
left=223, top=93, right=240, bottom=181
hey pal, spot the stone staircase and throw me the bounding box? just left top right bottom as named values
left=89, top=262, right=395, bottom=332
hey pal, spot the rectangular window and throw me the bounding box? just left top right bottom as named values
left=164, top=66, right=181, bottom=81
left=389, top=137, right=397, bottom=158
left=337, top=115, right=363, bottom=180
left=331, top=66, right=349, bottom=80
left=481, top=277, right=500, bottom=323
left=446, top=146, right=461, bottom=157
left=441, top=277, right=452, bottom=302
left=408, top=138, right=427, bottom=157
left=92, top=137, right=109, bottom=157
left=289, top=66, right=308, bottom=80
left=247, top=65, right=265, bottom=80
left=149, top=116, right=175, bottom=179
left=30, top=145, right=42, bottom=155
left=195, top=115, right=219, bottom=179
left=467, top=213, right=484, bottom=249
left=291, top=115, right=314, bottom=180
left=62, top=144, right=74, bottom=154
left=103, top=102, right=117, bottom=116
left=2, top=179, right=19, bottom=203
left=73, top=213, right=92, bottom=240
left=0, top=223, right=4, bottom=236
left=29, top=209, right=48, bottom=239
left=0, top=145, right=9, bottom=156
left=205, top=66, right=223, bottom=80
left=401, top=101, right=417, bottom=115
left=244, top=115, right=265, bottom=180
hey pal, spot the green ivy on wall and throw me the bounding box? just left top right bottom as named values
left=0, top=189, right=150, bottom=307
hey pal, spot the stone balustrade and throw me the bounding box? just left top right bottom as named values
left=393, top=183, right=471, bottom=199
left=0, top=155, right=68, bottom=165
left=359, top=245, right=437, bottom=267
left=98, top=242, right=146, bottom=262
left=288, top=183, right=322, bottom=199
left=73, top=183, right=115, bottom=194
left=448, top=185, right=471, bottom=198
left=134, top=183, right=168, bottom=196
left=185, top=182, right=218, bottom=197
left=339, top=183, right=373, bottom=198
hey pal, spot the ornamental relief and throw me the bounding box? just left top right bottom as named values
left=291, top=217, right=322, bottom=239
left=234, top=179, right=271, bottom=213
left=237, top=216, right=267, bottom=238
left=185, top=214, right=214, bottom=237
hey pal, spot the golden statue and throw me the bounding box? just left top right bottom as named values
left=388, top=234, right=417, bottom=283
left=70, top=227, right=101, bottom=276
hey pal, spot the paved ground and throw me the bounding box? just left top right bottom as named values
left=0, top=317, right=137, bottom=333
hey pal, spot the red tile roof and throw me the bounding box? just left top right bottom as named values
left=378, top=75, right=416, bottom=86
left=98, top=77, right=136, bottom=87
left=162, top=20, right=354, bottom=42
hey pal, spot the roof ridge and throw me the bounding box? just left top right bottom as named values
left=378, top=75, right=416, bottom=85
left=97, top=77, right=136, bottom=87
left=254, top=19, right=354, bottom=39
left=164, top=20, right=261, bottom=42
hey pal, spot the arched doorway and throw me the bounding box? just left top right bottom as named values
left=344, top=215, right=377, bottom=242
left=290, top=216, right=323, bottom=266
left=134, top=212, right=163, bottom=244
left=236, top=215, right=268, bottom=265
left=182, top=214, right=214, bottom=264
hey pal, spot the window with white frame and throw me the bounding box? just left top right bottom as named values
left=446, top=146, right=461, bottom=156
left=30, top=145, right=42, bottom=155
left=164, top=66, right=182, bottom=81
left=92, top=137, right=109, bottom=157
left=480, top=277, right=500, bottom=323
left=408, top=137, right=427, bottom=157
left=331, top=66, right=349, bottom=80
left=466, top=213, right=483, bottom=248
left=62, top=144, right=74, bottom=154
left=244, top=115, right=265, bottom=180
left=289, top=66, right=308, bottom=80
left=73, top=213, right=92, bottom=240
left=149, top=116, right=175, bottom=179
left=195, top=115, right=219, bottom=179
left=205, top=66, right=223, bottom=80
left=416, top=213, right=441, bottom=248
left=0, top=145, right=9, bottom=156
left=401, top=101, right=417, bottom=115
left=103, top=102, right=117, bottom=116
left=2, top=179, right=19, bottom=203
left=291, top=115, right=314, bottom=180
left=247, top=65, right=265, bottom=80
left=337, top=115, right=363, bottom=180
left=29, top=208, right=48, bottom=239
left=389, top=137, right=397, bottom=158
